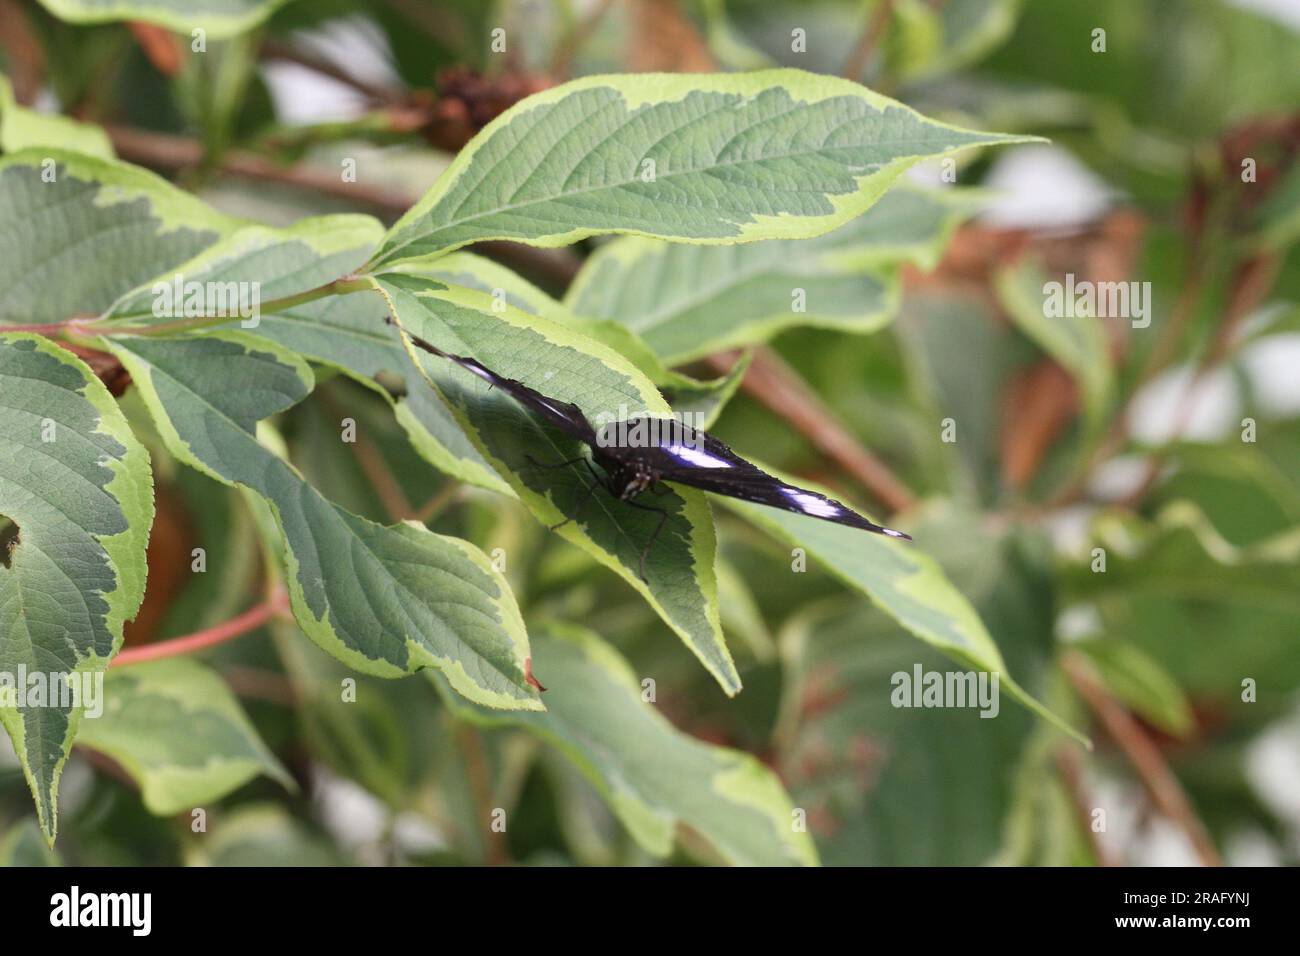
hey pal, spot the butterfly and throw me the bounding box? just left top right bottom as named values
left=400, top=328, right=910, bottom=581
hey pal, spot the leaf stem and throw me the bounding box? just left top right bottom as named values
left=88, top=276, right=375, bottom=338
left=111, top=589, right=290, bottom=668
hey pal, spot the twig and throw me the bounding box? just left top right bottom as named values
left=1063, top=653, right=1221, bottom=866
left=1055, top=745, right=1118, bottom=866
left=551, top=0, right=617, bottom=78
left=102, top=126, right=584, bottom=284
left=323, top=391, right=417, bottom=522
left=0, top=0, right=44, bottom=104
left=385, top=0, right=471, bottom=51
left=414, top=482, right=463, bottom=523
left=1116, top=251, right=1279, bottom=508
left=842, top=0, right=894, bottom=82
left=706, top=347, right=916, bottom=514
left=456, top=723, right=509, bottom=866
left=261, top=39, right=400, bottom=103
left=105, top=125, right=417, bottom=215
left=112, top=589, right=291, bottom=667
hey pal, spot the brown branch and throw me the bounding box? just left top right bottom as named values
left=0, top=0, right=44, bottom=104
left=551, top=0, right=617, bottom=79
left=261, top=39, right=400, bottom=103
left=353, top=431, right=416, bottom=522
left=129, top=22, right=184, bottom=76
left=103, top=126, right=583, bottom=284
left=456, top=723, right=509, bottom=866
left=842, top=0, right=894, bottom=82
left=1055, top=745, right=1118, bottom=866
left=706, top=347, right=916, bottom=514
left=1116, top=251, right=1280, bottom=508
left=414, top=481, right=463, bottom=523
left=112, top=589, right=290, bottom=667
left=1063, top=653, right=1222, bottom=866
left=105, top=125, right=417, bottom=214
left=312, top=386, right=417, bottom=521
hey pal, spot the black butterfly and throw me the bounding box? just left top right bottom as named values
left=401, top=329, right=910, bottom=581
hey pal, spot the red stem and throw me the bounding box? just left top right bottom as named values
left=112, top=590, right=289, bottom=667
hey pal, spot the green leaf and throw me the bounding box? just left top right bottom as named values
left=886, top=0, right=1023, bottom=82
left=105, top=331, right=542, bottom=711
left=391, top=249, right=750, bottom=426
left=260, top=292, right=509, bottom=495
left=99, top=213, right=510, bottom=495
left=721, top=490, right=1083, bottom=742
left=566, top=184, right=981, bottom=364
left=0, top=75, right=114, bottom=160
left=1250, top=159, right=1300, bottom=251
left=984, top=0, right=1300, bottom=141
left=435, top=623, right=816, bottom=866
left=194, top=803, right=340, bottom=866
left=35, top=0, right=293, bottom=37
left=777, top=504, right=1069, bottom=864
left=369, top=69, right=1033, bottom=268
left=0, top=150, right=240, bottom=325
left=75, top=658, right=292, bottom=814
left=716, top=556, right=776, bottom=662
left=103, top=215, right=381, bottom=322
left=372, top=274, right=740, bottom=694
left=0, top=334, right=154, bottom=841
left=996, top=258, right=1114, bottom=437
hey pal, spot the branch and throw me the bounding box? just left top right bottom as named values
left=414, top=481, right=463, bottom=523
left=551, top=0, right=617, bottom=78
left=1055, top=745, right=1118, bottom=867
left=112, top=589, right=290, bottom=667
left=456, top=723, right=509, bottom=866
left=842, top=0, right=894, bottom=82
left=1116, top=251, right=1280, bottom=508
left=314, top=386, right=416, bottom=522
left=102, top=126, right=583, bottom=284
left=260, top=39, right=401, bottom=103
left=1063, top=652, right=1222, bottom=866
left=706, top=347, right=917, bottom=514
left=105, top=125, right=417, bottom=215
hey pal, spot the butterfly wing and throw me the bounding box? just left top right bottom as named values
left=401, top=329, right=597, bottom=443
left=640, top=422, right=911, bottom=539
left=449, top=354, right=598, bottom=443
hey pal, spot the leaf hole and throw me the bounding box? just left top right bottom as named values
left=0, top=516, right=19, bottom=569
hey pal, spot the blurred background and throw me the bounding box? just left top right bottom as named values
left=1, top=0, right=1297, bottom=866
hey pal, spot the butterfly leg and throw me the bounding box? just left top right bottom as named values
left=623, top=498, right=670, bottom=584
left=521, top=453, right=588, bottom=472
left=547, top=459, right=612, bottom=531
left=550, top=479, right=605, bottom=531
